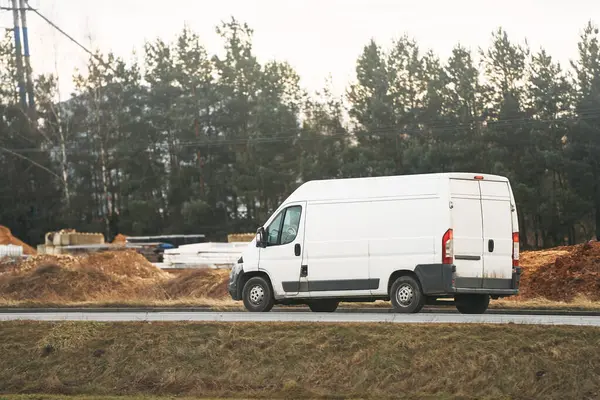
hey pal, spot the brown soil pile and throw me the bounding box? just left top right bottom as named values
left=0, top=250, right=231, bottom=304
left=0, top=226, right=36, bottom=255
left=112, top=234, right=127, bottom=244
left=520, top=242, right=600, bottom=301
left=0, top=263, right=130, bottom=302
left=163, top=269, right=230, bottom=299
left=2, top=254, right=79, bottom=273
left=83, top=251, right=169, bottom=280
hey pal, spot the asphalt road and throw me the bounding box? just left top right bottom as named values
left=1, top=311, right=600, bottom=326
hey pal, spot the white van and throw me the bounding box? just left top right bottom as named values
left=228, top=173, right=522, bottom=314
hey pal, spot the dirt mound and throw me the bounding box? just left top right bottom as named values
left=520, top=247, right=572, bottom=271
left=163, top=269, right=229, bottom=299
left=2, top=254, right=79, bottom=274
left=521, top=242, right=600, bottom=301
left=82, top=250, right=169, bottom=280
left=0, top=263, right=128, bottom=302
left=112, top=234, right=127, bottom=244
left=0, top=226, right=36, bottom=255
left=0, top=250, right=173, bottom=303
left=0, top=249, right=233, bottom=304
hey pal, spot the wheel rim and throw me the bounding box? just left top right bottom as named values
left=249, top=284, right=265, bottom=305
left=396, top=283, right=414, bottom=307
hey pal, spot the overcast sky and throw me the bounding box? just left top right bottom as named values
left=0, top=0, right=597, bottom=98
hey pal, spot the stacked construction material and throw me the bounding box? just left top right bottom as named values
left=227, top=233, right=255, bottom=243
left=162, top=242, right=248, bottom=269
left=0, top=244, right=23, bottom=258
left=37, top=229, right=109, bottom=255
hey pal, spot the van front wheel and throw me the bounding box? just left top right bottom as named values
left=390, top=276, right=425, bottom=313
left=242, top=276, right=275, bottom=312
left=455, top=294, right=490, bottom=314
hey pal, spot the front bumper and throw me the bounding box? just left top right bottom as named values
left=228, top=265, right=243, bottom=300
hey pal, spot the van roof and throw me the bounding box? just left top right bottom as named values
left=285, top=172, right=509, bottom=203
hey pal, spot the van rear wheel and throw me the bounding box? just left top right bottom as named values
left=390, top=276, right=425, bottom=313
left=242, top=276, right=275, bottom=312
left=308, top=300, right=339, bottom=312
left=455, top=294, right=490, bottom=314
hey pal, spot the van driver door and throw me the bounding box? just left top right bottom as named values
left=259, top=201, right=307, bottom=297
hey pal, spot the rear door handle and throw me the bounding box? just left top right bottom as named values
left=488, top=239, right=495, bottom=252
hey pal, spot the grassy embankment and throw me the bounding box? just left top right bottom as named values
left=0, top=321, right=599, bottom=399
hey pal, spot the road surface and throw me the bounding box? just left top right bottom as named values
left=1, top=311, right=600, bottom=326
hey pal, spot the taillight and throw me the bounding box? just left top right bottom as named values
left=512, top=232, right=519, bottom=267
left=442, top=229, right=454, bottom=265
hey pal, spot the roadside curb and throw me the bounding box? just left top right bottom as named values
left=0, top=306, right=599, bottom=316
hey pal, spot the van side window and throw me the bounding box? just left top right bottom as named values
left=265, top=205, right=302, bottom=246
left=281, top=206, right=302, bottom=245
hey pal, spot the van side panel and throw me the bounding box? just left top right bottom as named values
left=303, top=202, right=371, bottom=296
left=368, top=197, right=440, bottom=296
left=304, top=194, right=441, bottom=298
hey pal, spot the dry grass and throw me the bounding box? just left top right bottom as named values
left=0, top=321, right=599, bottom=399
left=162, top=269, right=229, bottom=299
left=0, top=397, right=226, bottom=400
left=493, top=295, right=600, bottom=311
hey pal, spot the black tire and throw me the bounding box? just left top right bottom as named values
left=242, top=276, right=275, bottom=312
left=455, top=294, right=490, bottom=314
left=390, top=275, right=425, bottom=313
left=308, top=300, right=339, bottom=312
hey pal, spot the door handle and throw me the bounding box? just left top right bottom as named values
left=294, top=243, right=301, bottom=257
left=488, top=239, right=495, bottom=252
left=300, top=265, right=308, bottom=277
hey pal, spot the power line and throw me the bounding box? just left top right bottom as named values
left=0, top=144, right=62, bottom=180
left=2, top=111, right=600, bottom=154
left=23, top=0, right=121, bottom=77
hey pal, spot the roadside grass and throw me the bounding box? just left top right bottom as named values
left=2, top=295, right=600, bottom=312
left=0, top=321, right=599, bottom=399
left=0, top=396, right=226, bottom=400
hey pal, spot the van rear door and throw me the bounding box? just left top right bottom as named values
left=480, top=180, right=514, bottom=286
left=449, top=179, right=484, bottom=287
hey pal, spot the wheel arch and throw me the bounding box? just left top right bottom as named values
left=387, top=269, right=422, bottom=296
left=239, top=270, right=274, bottom=299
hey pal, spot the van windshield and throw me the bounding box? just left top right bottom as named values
left=266, top=212, right=284, bottom=245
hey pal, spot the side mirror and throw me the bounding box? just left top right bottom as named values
left=256, top=227, right=266, bottom=248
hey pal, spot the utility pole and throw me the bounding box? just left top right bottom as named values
left=19, top=0, right=35, bottom=114
left=10, top=0, right=26, bottom=109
